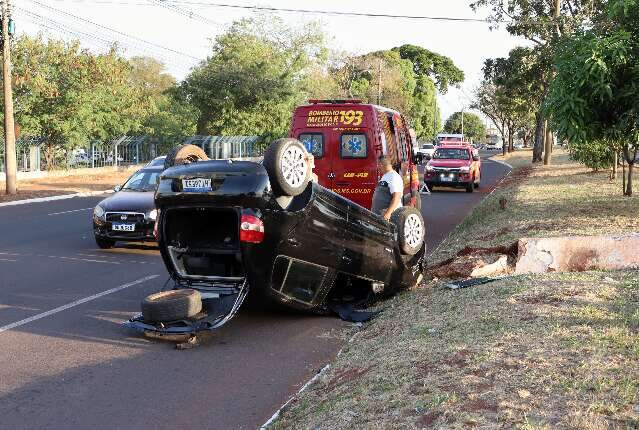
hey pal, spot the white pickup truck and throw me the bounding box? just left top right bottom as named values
left=415, top=143, right=436, bottom=163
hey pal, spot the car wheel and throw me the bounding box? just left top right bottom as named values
left=95, top=236, right=115, bottom=249
left=164, top=144, right=209, bottom=170
left=263, top=138, right=310, bottom=197
left=466, top=180, right=474, bottom=193
left=141, top=289, right=202, bottom=323
left=391, top=206, right=425, bottom=255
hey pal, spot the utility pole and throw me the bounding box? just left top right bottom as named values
left=461, top=107, right=464, bottom=137
left=544, top=0, right=561, bottom=166
left=377, top=58, right=382, bottom=105
left=2, top=0, right=16, bottom=194
left=433, top=99, right=437, bottom=141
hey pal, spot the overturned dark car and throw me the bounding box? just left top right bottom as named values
left=126, top=139, right=426, bottom=334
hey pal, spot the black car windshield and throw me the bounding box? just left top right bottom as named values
left=433, top=148, right=470, bottom=160
left=122, top=170, right=160, bottom=191
left=422, top=144, right=434, bottom=149
left=147, top=157, right=166, bottom=167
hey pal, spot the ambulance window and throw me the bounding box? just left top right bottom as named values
left=298, top=133, right=324, bottom=158
left=340, top=134, right=368, bottom=159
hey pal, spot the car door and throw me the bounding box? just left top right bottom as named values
left=330, top=129, right=377, bottom=210
left=340, top=201, right=395, bottom=283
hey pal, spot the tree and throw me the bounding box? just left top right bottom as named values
left=181, top=16, right=328, bottom=143
left=545, top=0, right=639, bottom=195
left=443, top=111, right=486, bottom=143
left=12, top=35, right=147, bottom=169
left=471, top=0, right=607, bottom=164
left=129, top=57, right=197, bottom=140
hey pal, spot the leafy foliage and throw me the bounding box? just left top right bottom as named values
left=443, top=111, right=486, bottom=143
left=181, top=16, right=328, bottom=142
left=545, top=0, right=639, bottom=194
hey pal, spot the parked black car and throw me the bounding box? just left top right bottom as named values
left=127, top=140, right=426, bottom=334
left=92, top=166, right=163, bottom=248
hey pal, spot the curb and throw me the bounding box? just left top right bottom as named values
left=0, top=189, right=113, bottom=208
left=488, top=158, right=513, bottom=169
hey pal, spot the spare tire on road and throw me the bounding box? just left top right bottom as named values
left=263, top=138, right=311, bottom=197
left=141, top=289, right=202, bottom=322
left=391, top=206, right=425, bottom=255
left=164, top=144, right=209, bottom=170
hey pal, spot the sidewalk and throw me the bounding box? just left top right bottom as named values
left=0, top=165, right=140, bottom=204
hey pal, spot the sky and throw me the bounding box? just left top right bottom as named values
left=18, top=0, right=528, bottom=123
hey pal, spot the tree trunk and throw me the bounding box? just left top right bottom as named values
left=533, top=112, right=544, bottom=163
left=611, top=152, right=617, bottom=180
left=627, top=162, right=634, bottom=196
left=508, top=130, right=514, bottom=153
left=544, top=121, right=552, bottom=165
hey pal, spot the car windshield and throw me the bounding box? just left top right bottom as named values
left=422, top=144, right=434, bottom=149
left=433, top=148, right=470, bottom=160
left=121, top=170, right=160, bottom=191
left=147, top=157, right=166, bottom=167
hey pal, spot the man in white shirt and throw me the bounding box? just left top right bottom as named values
left=371, top=156, right=403, bottom=220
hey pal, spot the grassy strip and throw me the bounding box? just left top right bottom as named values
left=273, top=148, right=639, bottom=429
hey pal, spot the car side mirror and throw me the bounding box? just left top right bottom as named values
left=425, top=154, right=432, bottom=161
left=472, top=155, right=480, bottom=161
left=114, top=185, right=122, bottom=192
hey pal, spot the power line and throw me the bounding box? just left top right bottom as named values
left=146, top=0, right=220, bottom=26
left=25, top=0, right=202, bottom=60
left=49, top=0, right=494, bottom=23
left=17, top=7, right=194, bottom=70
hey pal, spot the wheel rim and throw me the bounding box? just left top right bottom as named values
left=404, top=214, right=423, bottom=248
left=280, top=145, right=308, bottom=188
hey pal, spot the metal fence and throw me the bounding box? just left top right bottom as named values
left=1, top=135, right=264, bottom=173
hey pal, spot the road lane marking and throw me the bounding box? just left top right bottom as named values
left=0, top=258, right=17, bottom=262
left=47, top=207, right=93, bottom=216
left=41, top=255, right=121, bottom=264
left=0, top=189, right=113, bottom=208
left=0, top=274, right=160, bottom=334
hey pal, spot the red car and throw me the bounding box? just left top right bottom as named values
left=423, top=142, right=481, bottom=193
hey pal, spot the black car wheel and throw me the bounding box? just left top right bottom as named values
left=466, top=180, right=474, bottom=193
left=95, top=236, right=115, bottom=249
left=391, top=206, right=425, bottom=255
left=164, top=144, right=209, bottom=170
left=141, top=289, right=202, bottom=323
left=264, top=138, right=310, bottom=197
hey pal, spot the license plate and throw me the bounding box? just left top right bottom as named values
left=182, top=178, right=211, bottom=192
left=441, top=176, right=453, bottom=182
left=112, top=223, right=135, bottom=232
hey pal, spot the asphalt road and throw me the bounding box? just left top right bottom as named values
left=0, top=152, right=509, bottom=430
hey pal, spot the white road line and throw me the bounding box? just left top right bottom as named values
left=47, top=207, right=93, bottom=216
left=0, top=258, right=17, bottom=262
left=0, top=274, right=159, bottom=334
left=0, top=190, right=113, bottom=208
left=40, top=255, right=121, bottom=264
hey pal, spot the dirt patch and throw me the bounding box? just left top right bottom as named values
left=0, top=167, right=138, bottom=203
left=461, top=399, right=499, bottom=413
left=324, top=366, right=374, bottom=392
left=419, top=410, right=442, bottom=426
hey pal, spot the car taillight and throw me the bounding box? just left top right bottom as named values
left=240, top=214, right=264, bottom=243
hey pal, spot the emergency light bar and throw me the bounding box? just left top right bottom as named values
left=308, top=99, right=363, bottom=104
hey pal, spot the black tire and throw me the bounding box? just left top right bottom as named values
left=141, top=289, right=202, bottom=323
left=164, top=144, right=209, bottom=170
left=263, top=138, right=310, bottom=197
left=466, top=181, right=474, bottom=193
left=95, top=236, right=115, bottom=249
left=391, top=206, right=425, bottom=255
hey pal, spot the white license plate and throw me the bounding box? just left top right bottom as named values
left=112, top=223, right=135, bottom=232
left=182, top=178, right=211, bottom=192
left=441, top=176, right=453, bottom=182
